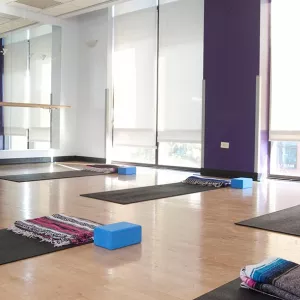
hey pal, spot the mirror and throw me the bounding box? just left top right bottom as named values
left=0, top=14, right=61, bottom=151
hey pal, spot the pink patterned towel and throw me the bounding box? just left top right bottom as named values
left=8, top=214, right=102, bottom=247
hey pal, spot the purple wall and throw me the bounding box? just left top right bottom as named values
left=203, top=0, right=261, bottom=173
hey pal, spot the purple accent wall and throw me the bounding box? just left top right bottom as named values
left=203, top=0, right=261, bottom=173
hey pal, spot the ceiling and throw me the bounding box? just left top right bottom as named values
left=3, top=0, right=113, bottom=16
left=0, top=0, right=116, bottom=33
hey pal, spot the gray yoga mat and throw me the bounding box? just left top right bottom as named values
left=236, top=205, right=300, bottom=237
left=81, top=182, right=220, bottom=205
left=194, top=278, right=276, bottom=300
left=0, top=170, right=106, bottom=183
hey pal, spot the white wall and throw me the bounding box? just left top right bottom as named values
left=0, top=22, right=79, bottom=159
left=75, top=9, right=108, bottom=158
left=54, top=22, right=79, bottom=157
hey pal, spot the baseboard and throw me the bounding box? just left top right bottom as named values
left=75, top=156, right=106, bottom=163
left=53, top=156, right=77, bottom=162
left=200, top=168, right=261, bottom=181
left=0, top=156, right=105, bottom=165
left=112, top=160, right=200, bottom=173
left=0, top=157, right=52, bottom=165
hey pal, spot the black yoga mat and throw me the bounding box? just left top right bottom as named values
left=0, top=170, right=107, bottom=183
left=236, top=205, right=300, bottom=237
left=194, top=278, right=276, bottom=300
left=81, top=182, right=220, bottom=205
left=0, top=229, right=90, bottom=266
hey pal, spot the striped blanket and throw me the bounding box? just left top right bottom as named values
left=240, top=257, right=300, bottom=300
left=82, top=164, right=118, bottom=174
left=183, top=175, right=230, bottom=188
left=9, top=214, right=101, bottom=247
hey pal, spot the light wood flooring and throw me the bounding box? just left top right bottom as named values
left=0, top=162, right=300, bottom=300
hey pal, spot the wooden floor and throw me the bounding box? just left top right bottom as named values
left=0, top=162, right=300, bottom=300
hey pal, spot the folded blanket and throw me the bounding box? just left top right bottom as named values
left=240, top=257, right=300, bottom=300
left=8, top=214, right=102, bottom=247
left=82, top=165, right=118, bottom=174
left=183, top=175, right=230, bottom=188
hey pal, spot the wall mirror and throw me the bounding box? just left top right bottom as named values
left=0, top=13, right=62, bottom=151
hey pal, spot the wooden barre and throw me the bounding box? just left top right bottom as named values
left=0, top=102, right=71, bottom=109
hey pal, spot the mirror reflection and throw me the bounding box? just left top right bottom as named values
left=0, top=14, right=61, bottom=150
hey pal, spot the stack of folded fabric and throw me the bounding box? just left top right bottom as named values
left=9, top=214, right=102, bottom=247
left=82, top=164, right=119, bottom=174
left=183, top=174, right=231, bottom=188
left=240, top=257, right=300, bottom=300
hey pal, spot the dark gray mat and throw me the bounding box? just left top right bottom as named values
left=0, top=170, right=107, bottom=183
left=0, top=229, right=90, bottom=265
left=194, top=278, right=276, bottom=300
left=81, top=182, right=220, bottom=205
left=236, top=205, right=300, bottom=237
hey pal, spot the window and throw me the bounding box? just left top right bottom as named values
left=157, top=0, right=204, bottom=167
left=112, top=0, right=157, bottom=163
left=270, top=142, right=300, bottom=176
left=111, top=0, right=204, bottom=168
left=159, top=142, right=201, bottom=168
left=113, top=146, right=155, bottom=164
left=269, top=0, right=300, bottom=177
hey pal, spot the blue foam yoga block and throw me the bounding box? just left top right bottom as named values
left=118, top=166, right=136, bottom=175
left=94, top=222, right=142, bottom=250
left=231, top=177, right=253, bottom=189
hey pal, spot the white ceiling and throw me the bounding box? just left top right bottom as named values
left=3, top=0, right=113, bottom=16
left=0, top=0, right=119, bottom=34
left=0, top=0, right=117, bottom=33
left=0, top=12, right=34, bottom=34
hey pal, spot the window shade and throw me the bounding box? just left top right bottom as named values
left=113, top=0, right=157, bottom=147
left=28, top=128, right=51, bottom=142
left=270, top=0, right=300, bottom=141
left=157, top=0, right=204, bottom=143
left=3, top=36, right=28, bottom=136
left=28, top=30, right=52, bottom=142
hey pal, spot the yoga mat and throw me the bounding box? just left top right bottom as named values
left=0, top=229, right=90, bottom=265
left=194, top=278, right=276, bottom=300
left=0, top=170, right=108, bottom=183
left=81, top=182, right=220, bottom=205
left=236, top=205, right=300, bottom=237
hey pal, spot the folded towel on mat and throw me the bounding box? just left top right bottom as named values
left=82, top=165, right=118, bottom=174
left=8, top=214, right=101, bottom=247
left=183, top=175, right=230, bottom=188
left=240, top=257, right=300, bottom=300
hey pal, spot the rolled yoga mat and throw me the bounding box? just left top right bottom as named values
left=81, top=182, right=222, bottom=205
left=235, top=205, right=300, bottom=237
left=194, top=278, right=276, bottom=300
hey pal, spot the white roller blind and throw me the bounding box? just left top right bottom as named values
left=158, top=0, right=204, bottom=143
left=28, top=30, right=52, bottom=142
left=28, top=128, right=51, bottom=142
left=3, top=34, right=28, bottom=136
left=113, top=0, right=157, bottom=147
left=270, top=0, right=300, bottom=141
